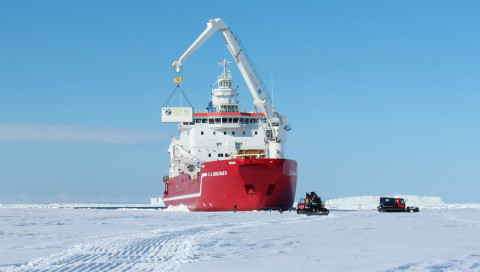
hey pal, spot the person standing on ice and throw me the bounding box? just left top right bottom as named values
left=305, top=193, right=311, bottom=205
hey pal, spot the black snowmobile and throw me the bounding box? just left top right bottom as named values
left=296, top=192, right=329, bottom=215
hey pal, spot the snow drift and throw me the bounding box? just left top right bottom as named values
left=325, top=195, right=480, bottom=210
left=163, top=204, right=190, bottom=212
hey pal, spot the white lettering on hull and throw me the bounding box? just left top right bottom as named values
left=207, top=171, right=227, bottom=177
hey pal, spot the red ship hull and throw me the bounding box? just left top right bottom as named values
left=162, top=158, right=297, bottom=211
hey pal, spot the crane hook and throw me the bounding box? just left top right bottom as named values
left=173, top=70, right=183, bottom=86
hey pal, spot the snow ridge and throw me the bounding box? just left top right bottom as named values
left=325, top=195, right=480, bottom=210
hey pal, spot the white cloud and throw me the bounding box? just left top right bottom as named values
left=0, top=123, right=168, bottom=144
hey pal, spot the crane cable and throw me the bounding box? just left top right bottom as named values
left=162, top=70, right=194, bottom=108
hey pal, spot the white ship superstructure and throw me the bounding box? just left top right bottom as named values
left=168, top=60, right=268, bottom=178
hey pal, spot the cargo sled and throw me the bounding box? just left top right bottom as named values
left=297, top=192, right=329, bottom=215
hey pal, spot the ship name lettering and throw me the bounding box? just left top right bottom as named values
left=208, top=171, right=228, bottom=177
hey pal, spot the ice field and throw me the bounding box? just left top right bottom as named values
left=1, top=198, right=480, bottom=272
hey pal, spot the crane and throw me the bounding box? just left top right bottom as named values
left=171, top=18, right=290, bottom=159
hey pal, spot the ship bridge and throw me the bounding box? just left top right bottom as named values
left=210, top=59, right=239, bottom=113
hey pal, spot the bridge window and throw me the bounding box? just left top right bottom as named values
left=215, top=118, right=221, bottom=123
left=209, top=119, right=214, bottom=124
left=195, top=119, right=201, bottom=123
left=220, top=105, right=239, bottom=112
left=202, top=119, right=207, bottom=123
left=233, top=118, right=238, bottom=123
left=222, top=118, right=228, bottom=123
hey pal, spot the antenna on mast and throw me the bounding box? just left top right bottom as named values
left=218, top=58, right=232, bottom=79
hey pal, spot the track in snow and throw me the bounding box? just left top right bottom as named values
left=1, top=215, right=317, bottom=272
left=2, top=224, right=220, bottom=272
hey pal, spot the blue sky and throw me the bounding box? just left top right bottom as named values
left=1, top=1, right=479, bottom=204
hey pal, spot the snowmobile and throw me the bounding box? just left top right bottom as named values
left=377, top=197, right=419, bottom=212
left=296, top=192, right=329, bottom=215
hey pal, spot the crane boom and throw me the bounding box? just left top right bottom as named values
left=171, top=19, right=227, bottom=73
left=171, top=18, right=289, bottom=158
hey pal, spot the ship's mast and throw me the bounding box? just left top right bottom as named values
left=219, top=58, right=230, bottom=78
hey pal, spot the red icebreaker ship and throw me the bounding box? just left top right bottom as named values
left=161, top=18, right=297, bottom=211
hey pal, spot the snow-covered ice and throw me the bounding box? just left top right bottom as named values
left=1, top=198, right=480, bottom=271
left=325, top=195, right=480, bottom=210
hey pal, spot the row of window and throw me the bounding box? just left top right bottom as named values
left=208, top=153, right=230, bottom=158
left=183, top=117, right=266, bottom=126
left=218, top=81, right=232, bottom=88
left=200, top=131, right=258, bottom=136
left=219, top=105, right=239, bottom=112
